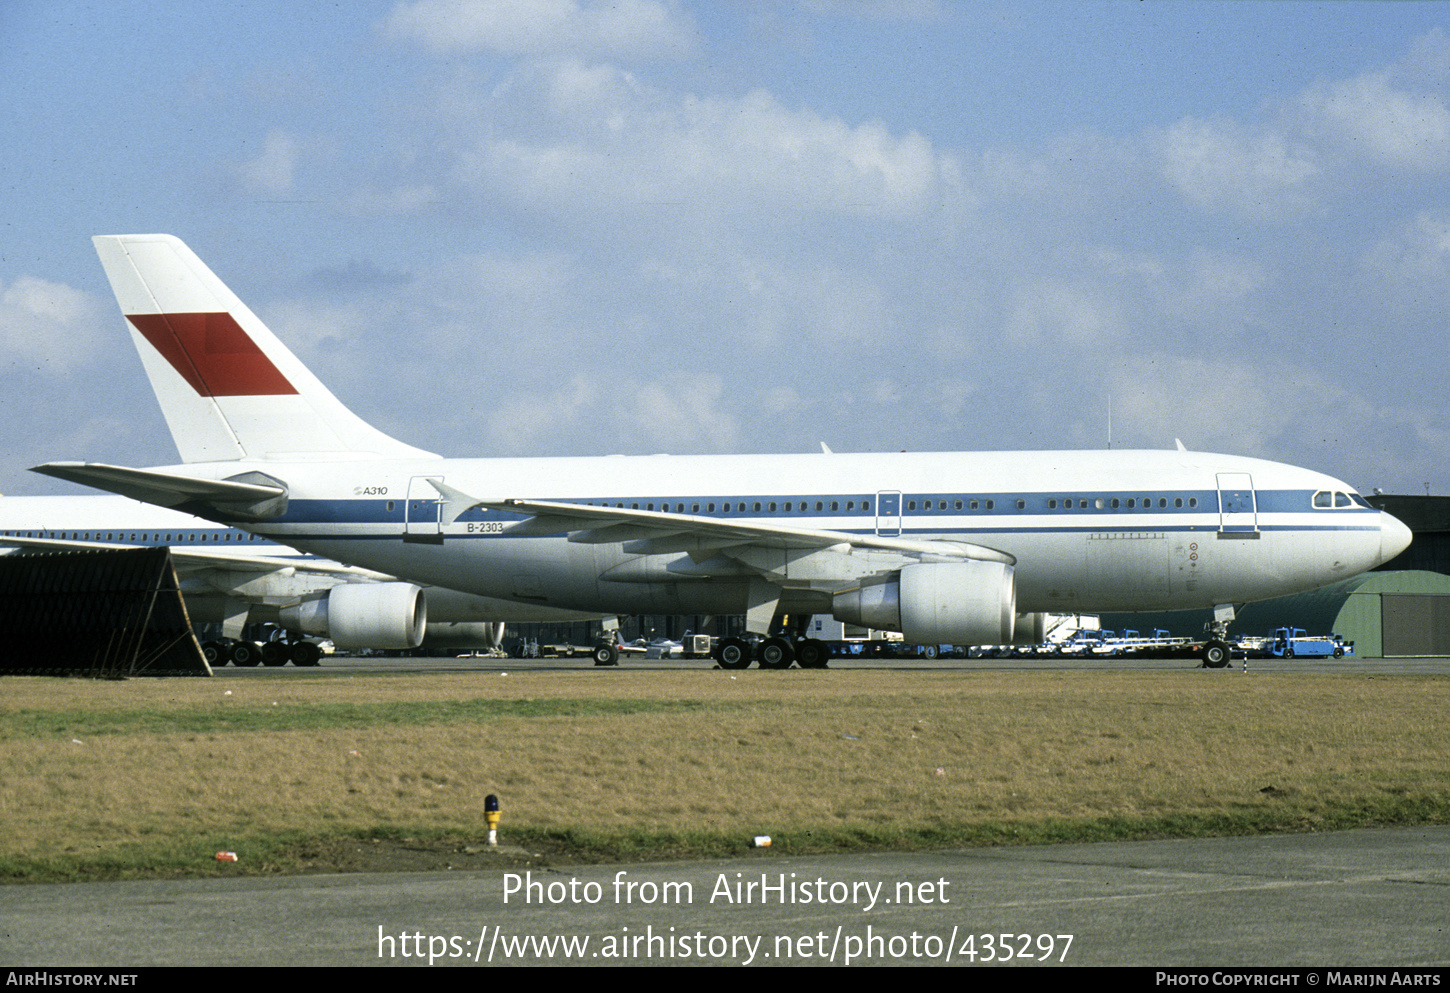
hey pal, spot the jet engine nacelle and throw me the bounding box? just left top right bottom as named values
left=422, top=621, right=506, bottom=650
left=1014, top=611, right=1049, bottom=647
left=832, top=561, right=1016, bottom=646
left=279, top=582, right=426, bottom=649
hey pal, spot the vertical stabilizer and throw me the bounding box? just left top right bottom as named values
left=92, top=234, right=437, bottom=463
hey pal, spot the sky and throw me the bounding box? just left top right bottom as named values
left=2, top=0, right=1449, bottom=497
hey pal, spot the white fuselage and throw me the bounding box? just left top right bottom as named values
left=0, top=494, right=596, bottom=626
left=150, top=448, right=1409, bottom=619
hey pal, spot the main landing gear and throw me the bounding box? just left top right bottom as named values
left=714, top=636, right=832, bottom=670
left=203, top=639, right=323, bottom=667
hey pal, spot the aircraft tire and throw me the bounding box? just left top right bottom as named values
left=202, top=641, right=227, bottom=667
left=261, top=642, right=288, bottom=666
left=291, top=642, right=322, bottom=666
left=796, top=638, right=830, bottom=669
left=758, top=637, right=795, bottom=669
left=231, top=641, right=262, bottom=667
left=1202, top=640, right=1230, bottom=668
left=717, top=637, right=752, bottom=669
left=592, top=644, right=620, bottom=666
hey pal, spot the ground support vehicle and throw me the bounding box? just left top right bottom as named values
left=1254, top=628, right=1354, bottom=659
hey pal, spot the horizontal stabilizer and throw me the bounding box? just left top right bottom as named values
left=31, top=463, right=286, bottom=519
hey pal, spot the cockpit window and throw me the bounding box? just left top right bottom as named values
left=1313, top=490, right=1363, bottom=509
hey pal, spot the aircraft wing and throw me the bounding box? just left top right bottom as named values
left=476, top=496, right=1016, bottom=565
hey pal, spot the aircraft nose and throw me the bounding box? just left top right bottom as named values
left=1378, top=510, right=1412, bottom=565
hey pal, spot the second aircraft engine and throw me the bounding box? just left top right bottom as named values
left=831, top=560, right=1016, bottom=646
left=279, top=582, right=427, bottom=649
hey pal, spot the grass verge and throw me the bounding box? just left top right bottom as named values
left=2, top=668, right=1446, bottom=882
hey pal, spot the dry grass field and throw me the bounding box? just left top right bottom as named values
left=2, top=668, right=1446, bottom=880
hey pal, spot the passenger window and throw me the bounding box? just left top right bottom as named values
left=1016, top=499, right=1025, bottom=509
left=954, top=500, right=962, bottom=510
left=1048, top=499, right=1057, bottom=509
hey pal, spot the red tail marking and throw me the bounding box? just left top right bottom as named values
left=126, top=313, right=297, bottom=397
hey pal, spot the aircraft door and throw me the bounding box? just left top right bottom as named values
left=1216, top=473, right=1258, bottom=535
left=405, top=476, right=444, bottom=543
left=876, top=490, right=902, bottom=537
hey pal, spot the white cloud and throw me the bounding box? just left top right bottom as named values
left=1359, top=211, right=1450, bottom=312
left=237, top=130, right=298, bottom=194
left=0, top=276, right=108, bottom=371
left=1005, top=281, right=1124, bottom=346
left=799, top=0, right=948, bottom=22
left=1155, top=117, right=1319, bottom=218
left=617, top=372, right=740, bottom=452
left=448, top=62, right=963, bottom=223
left=1301, top=70, right=1450, bottom=172
left=485, top=372, right=602, bottom=453
left=382, top=0, right=696, bottom=60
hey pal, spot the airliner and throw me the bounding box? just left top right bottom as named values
left=0, top=494, right=597, bottom=664
left=33, top=234, right=1412, bottom=668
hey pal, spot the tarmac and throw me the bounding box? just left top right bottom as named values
left=3, top=826, right=1447, bottom=967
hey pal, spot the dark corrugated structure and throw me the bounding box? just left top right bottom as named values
left=1366, top=494, right=1450, bottom=574
left=1101, top=570, right=1450, bottom=657
left=0, top=547, right=209, bottom=676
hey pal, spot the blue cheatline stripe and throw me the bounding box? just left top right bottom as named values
left=259, top=522, right=1383, bottom=543
left=267, top=487, right=1380, bottom=528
